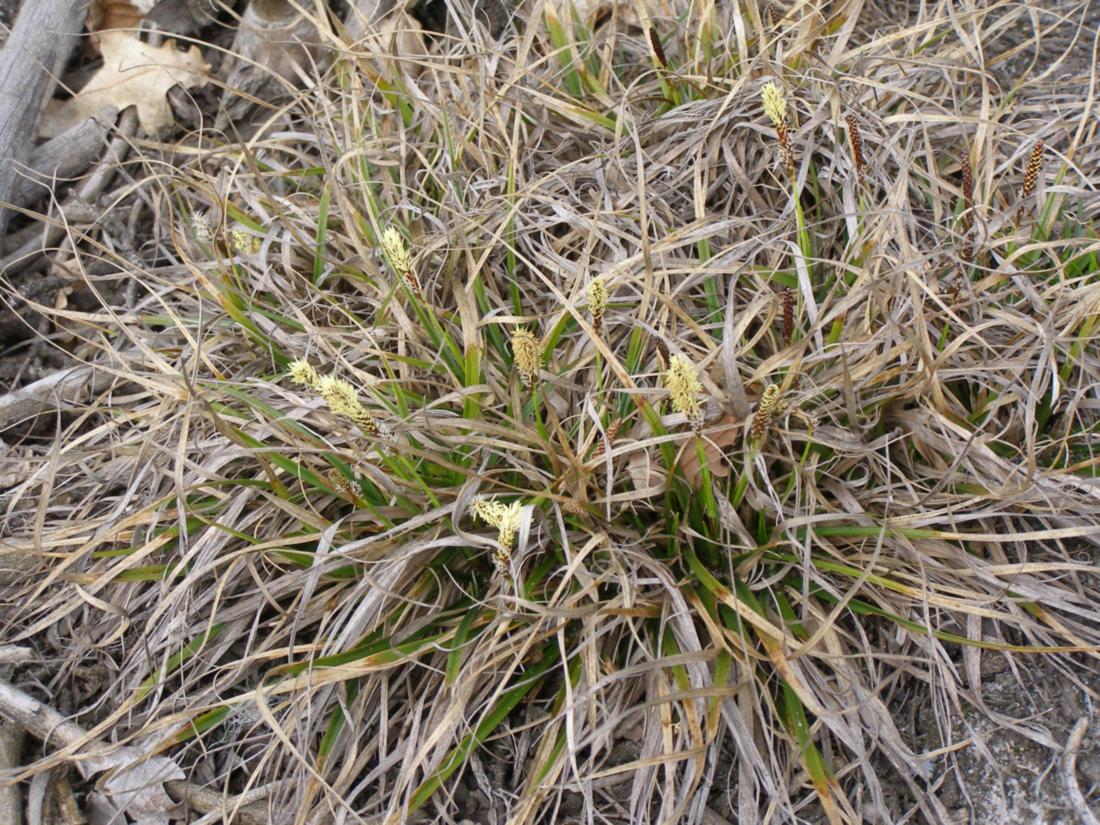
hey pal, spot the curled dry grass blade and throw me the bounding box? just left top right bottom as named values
left=3, top=1, right=1100, bottom=824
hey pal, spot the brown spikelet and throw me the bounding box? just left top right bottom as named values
left=326, top=469, right=358, bottom=499
left=750, top=385, right=783, bottom=444
left=590, top=418, right=623, bottom=461
left=781, top=288, right=795, bottom=344
left=648, top=27, right=669, bottom=68
left=561, top=498, right=587, bottom=516
left=776, top=122, right=795, bottom=179
left=960, top=155, right=974, bottom=229
left=403, top=271, right=423, bottom=301
left=654, top=338, right=670, bottom=366
left=960, top=153, right=974, bottom=262
left=491, top=547, right=512, bottom=579
left=947, top=273, right=964, bottom=305
left=351, top=409, right=383, bottom=438
left=845, top=114, right=864, bottom=189
left=1016, top=140, right=1044, bottom=227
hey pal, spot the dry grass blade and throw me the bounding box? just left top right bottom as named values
left=3, top=2, right=1100, bottom=825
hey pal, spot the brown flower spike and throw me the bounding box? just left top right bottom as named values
left=960, top=154, right=974, bottom=262
left=654, top=338, right=670, bottom=367
left=750, top=384, right=784, bottom=443
left=961, top=156, right=974, bottom=229
left=845, top=114, right=864, bottom=190
left=648, top=27, right=669, bottom=68
left=590, top=418, right=622, bottom=461
left=1016, top=140, right=1044, bottom=227
left=781, top=288, right=795, bottom=344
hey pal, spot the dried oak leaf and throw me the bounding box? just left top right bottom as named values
left=625, top=448, right=665, bottom=497
left=86, top=0, right=157, bottom=33
left=676, top=415, right=742, bottom=490
left=89, top=755, right=184, bottom=825
left=40, top=32, right=210, bottom=138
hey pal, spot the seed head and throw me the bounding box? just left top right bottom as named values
left=511, top=328, right=540, bottom=386
left=761, top=82, right=787, bottom=127
left=317, top=375, right=381, bottom=437
left=588, top=277, right=608, bottom=334
left=590, top=417, right=622, bottom=461
left=845, top=114, right=864, bottom=189
left=654, top=338, right=670, bottom=366
left=1022, top=140, right=1044, bottom=199
left=960, top=153, right=974, bottom=260
left=471, top=497, right=525, bottom=576
left=750, top=384, right=784, bottom=443
left=381, top=227, right=422, bottom=298
left=648, top=26, right=669, bottom=68
left=1015, top=140, right=1044, bottom=227
left=664, top=354, right=704, bottom=432
left=781, top=288, right=795, bottom=344
left=490, top=548, right=512, bottom=578
left=287, top=359, right=320, bottom=390
left=960, top=155, right=974, bottom=222
left=496, top=501, right=524, bottom=550
left=230, top=229, right=261, bottom=255
left=326, top=469, right=358, bottom=498
left=190, top=212, right=213, bottom=245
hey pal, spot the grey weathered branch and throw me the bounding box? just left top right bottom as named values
left=0, top=108, right=138, bottom=275
left=9, top=107, right=119, bottom=214
left=0, top=720, right=24, bottom=825
left=344, top=0, right=399, bottom=43
left=0, top=362, right=118, bottom=432
left=0, top=0, right=88, bottom=242
left=0, top=679, right=275, bottom=825
left=216, top=0, right=329, bottom=129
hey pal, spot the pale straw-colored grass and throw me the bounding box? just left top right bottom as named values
left=2, top=1, right=1099, bottom=824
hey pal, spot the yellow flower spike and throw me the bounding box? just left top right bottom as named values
left=761, top=82, right=795, bottom=178
left=663, top=354, right=704, bottom=433
left=287, top=359, right=320, bottom=390
left=588, top=276, right=608, bottom=334
left=230, top=229, right=262, bottom=255
left=317, top=375, right=382, bottom=438
left=471, top=497, right=525, bottom=578
left=510, top=328, right=540, bottom=386
left=495, top=501, right=524, bottom=550
left=471, top=496, right=508, bottom=528
left=381, top=226, right=422, bottom=298
left=761, top=82, right=787, bottom=128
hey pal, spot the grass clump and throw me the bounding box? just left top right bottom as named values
left=4, top=2, right=1100, bottom=825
